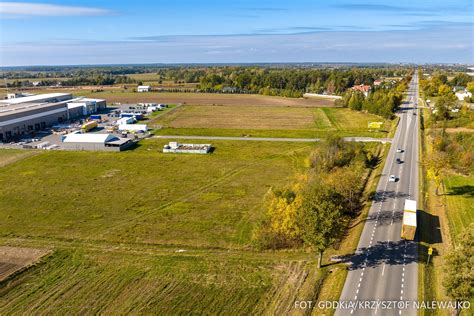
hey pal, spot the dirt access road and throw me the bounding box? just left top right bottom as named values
left=0, top=246, right=50, bottom=282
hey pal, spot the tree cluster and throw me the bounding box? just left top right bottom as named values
left=420, top=71, right=474, bottom=98
left=253, top=136, right=375, bottom=267
left=337, top=75, right=409, bottom=118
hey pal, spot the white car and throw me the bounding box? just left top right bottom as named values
left=396, top=149, right=403, bottom=153
left=389, top=175, right=397, bottom=182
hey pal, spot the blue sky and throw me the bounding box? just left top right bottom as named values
left=0, top=0, right=473, bottom=66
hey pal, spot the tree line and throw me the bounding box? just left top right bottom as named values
left=196, top=67, right=410, bottom=98
left=4, top=65, right=410, bottom=96
left=6, top=75, right=136, bottom=88
left=253, top=136, right=377, bottom=268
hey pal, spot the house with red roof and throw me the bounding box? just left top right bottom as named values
left=351, top=84, right=371, bottom=97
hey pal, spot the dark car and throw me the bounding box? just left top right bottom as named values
left=396, top=158, right=403, bottom=164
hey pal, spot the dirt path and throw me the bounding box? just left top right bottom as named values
left=0, top=246, right=50, bottom=282
left=0, top=151, right=39, bottom=168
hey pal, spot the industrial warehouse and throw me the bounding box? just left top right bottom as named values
left=0, top=93, right=106, bottom=142
left=61, top=133, right=133, bottom=151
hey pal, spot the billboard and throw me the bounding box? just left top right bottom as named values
left=368, top=121, right=383, bottom=129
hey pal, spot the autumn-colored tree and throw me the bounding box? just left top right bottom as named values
left=425, top=151, right=448, bottom=195
left=466, top=81, right=474, bottom=94
left=324, top=164, right=365, bottom=213
left=437, top=84, right=453, bottom=96
left=264, top=186, right=303, bottom=240
left=253, top=176, right=307, bottom=249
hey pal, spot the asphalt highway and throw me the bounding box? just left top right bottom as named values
left=336, top=72, right=420, bottom=316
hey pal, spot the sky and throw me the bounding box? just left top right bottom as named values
left=0, top=0, right=473, bottom=66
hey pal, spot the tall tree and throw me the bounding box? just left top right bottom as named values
left=425, top=151, right=449, bottom=195
left=299, top=178, right=344, bottom=268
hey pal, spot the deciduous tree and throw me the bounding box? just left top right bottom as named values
left=299, top=178, right=344, bottom=268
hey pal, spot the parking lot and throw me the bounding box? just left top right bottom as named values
left=0, top=103, right=166, bottom=151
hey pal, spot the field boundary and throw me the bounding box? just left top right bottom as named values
left=0, top=246, right=51, bottom=284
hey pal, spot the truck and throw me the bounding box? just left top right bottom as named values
left=401, top=199, right=417, bottom=240
left=81, top=121, right=98, bottom=132
left=89, top=114, right=102, bottom=121
left=105, top=125, right=118, bottom=133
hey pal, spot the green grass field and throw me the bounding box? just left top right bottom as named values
left=444, top=175, right=474, bottom=240
left=0, top=140, right=311, bottom=248
left=0, top=139, right=332, bottom=313
left=0, top=87, right=393, bottom=313
left=0, top=248, right=318, bottom=315
left=152, top=105, right=391, bottom=138
left=0, top=138, right=383, bottom=313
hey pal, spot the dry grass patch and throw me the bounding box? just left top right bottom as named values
left=23, top=89, right=335, bottom=107
left=155, top=105, right=387, bottom=134
left=0, top=150, right=40, bottom=167
left=160, top=105, right=326, bottom=130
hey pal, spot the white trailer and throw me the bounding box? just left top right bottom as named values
left=118, top=124, right=148, bottom=132
left=115, top=117, right=135, bottom=125
left=401, top=199, right=417, bottom=240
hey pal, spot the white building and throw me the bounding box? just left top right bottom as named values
left=455, top=90, right=472, bottom=101
left=66, top=98, right=106, bottom=117
left=6, top=92, right=35, bottom=99
left=137, top=85, right=151, bottom=92
left=62, top=133, right=132, bottom=151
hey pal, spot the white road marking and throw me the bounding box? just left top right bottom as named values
left=340, top=80, right=420, bottom=312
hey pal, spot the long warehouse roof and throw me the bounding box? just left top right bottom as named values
left=63, top=133, right=117, bottom=143
left=0, top=93, right=72, bottom=105
left=0, top=101, right=67, bottom=117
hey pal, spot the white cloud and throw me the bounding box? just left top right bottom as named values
left=0, top=2, right=114, bottom=17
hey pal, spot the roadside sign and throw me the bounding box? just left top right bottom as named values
left=428, top=247, right=433, bottom=255
left=368, top=121, right=383, bottom=129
